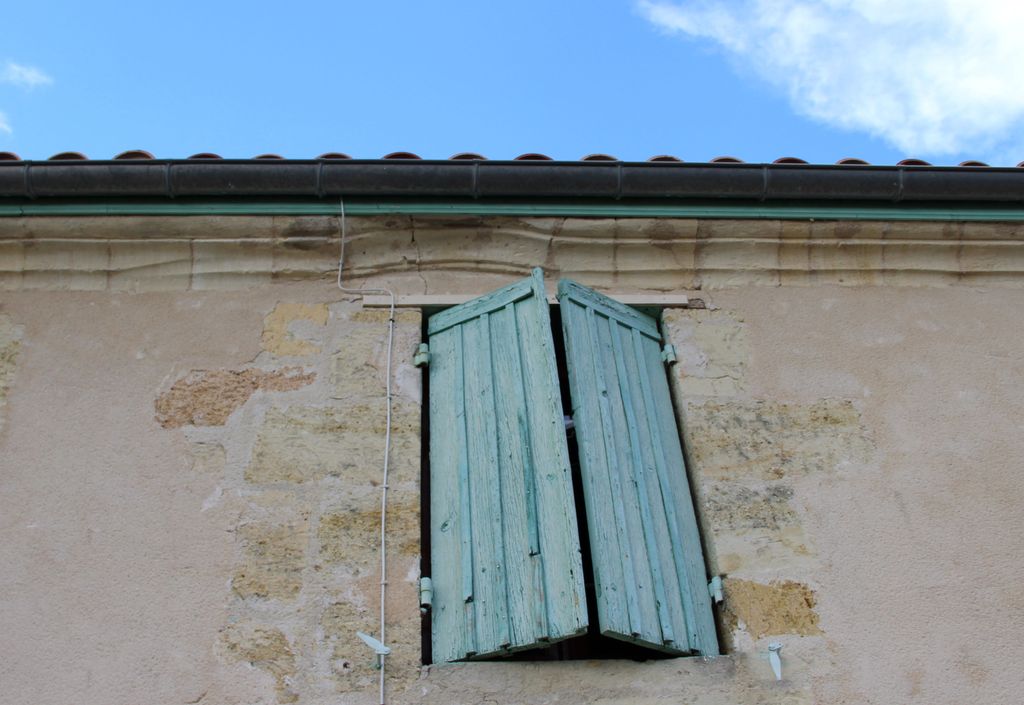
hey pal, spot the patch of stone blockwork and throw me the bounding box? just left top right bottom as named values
left=246, top=401, right=419, bottom=484
left=261, top=302, right=329, bottom=357
left=159, top=303, right=423, bottom=702
left=684, top=398, right=874, bottom=481
left=663, top=309, right=749, bottom=397
left=233, top=516, right=310, bottom=600
left=330, top=309, right=422, bottom=401
left=189, top=441, right=226, bottom=474
left=319, top=500, right=420, bottom=572
left=679, top=397, right=874, bottom=575
left=155, top=367, right=315, bottom=428
left=217, top=622, right=299, bottom=703
left=703, top=484, right=799, bottom=532
left=0, top=314, right=23, bottom=434
left=320, top=601, right=378, bottom=690
left=722, top=579, right=823, bottom=640
left=320, top=599, right=422, bottom=694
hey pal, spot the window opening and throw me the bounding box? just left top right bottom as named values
left=420, top=301, right=715, bottom=663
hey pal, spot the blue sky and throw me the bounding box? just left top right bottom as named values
left=2, top=1, right=1020, bottom=164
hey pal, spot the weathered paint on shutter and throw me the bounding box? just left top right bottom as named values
left=557, top=279, right=719, bottom=656
left=428, top=269, right=588, bottom=663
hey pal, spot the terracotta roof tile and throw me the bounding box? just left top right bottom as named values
left=0, top=150, right=1019, bottom=166
left=114, top=150, right=155, bottom=160
left=48, top=151, right=88, bottom=160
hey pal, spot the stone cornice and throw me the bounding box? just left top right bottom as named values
left=1, top=215, right=1022, bottom=292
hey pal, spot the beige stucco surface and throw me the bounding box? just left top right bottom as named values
left=2, top=216, right=1023, bottom=705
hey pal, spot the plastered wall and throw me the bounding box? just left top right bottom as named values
left=2, top=217, right=1023, bottom=705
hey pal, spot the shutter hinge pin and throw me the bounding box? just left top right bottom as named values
left=708, top=575, right=724, bottom=604
left=661, top=343, right=678, bottom=364
left=419, top=576, right=433, bottom=614
left=413, top=343, right=430, bottom=367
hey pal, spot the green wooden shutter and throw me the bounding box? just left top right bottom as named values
left=428, top=269, right=588, bottom=662
left=558, top=279, right=719, bottom=656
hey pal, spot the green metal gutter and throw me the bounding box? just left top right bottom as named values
left=3, top=199, right=1024, bottom=221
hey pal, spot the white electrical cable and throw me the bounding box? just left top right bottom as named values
left=337, top=199, right=396, bottom=705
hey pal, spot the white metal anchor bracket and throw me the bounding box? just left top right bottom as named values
left=357, top=631, right=391, bottom=657
left=768, top=642, right=783, bottom=681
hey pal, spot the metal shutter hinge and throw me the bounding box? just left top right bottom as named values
left=708, top=576, right=724, bottom=604
left=413, top=343, right=430, bottom=367
left=419, top=576, right=433, bottom=613
left=661, top=343, right=678, bottom=364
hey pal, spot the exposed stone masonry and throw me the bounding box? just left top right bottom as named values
left=664, top=306, right=874, bottom=684
left=158, top=299, right=423, bottom=703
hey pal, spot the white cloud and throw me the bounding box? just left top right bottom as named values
left=638, top=0, right=1024, bottom=157
left=0, top=111, right=11, bottom=135
left=1, top=61, right=53, bottom=89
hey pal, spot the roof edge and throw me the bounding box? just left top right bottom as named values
left=2, top=160, right=1024, bottom=204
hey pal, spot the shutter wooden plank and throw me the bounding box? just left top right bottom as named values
left=428, top=325, right=475, bottom=662
left=567, top=305, right=638, bottom=639
left=454, top=326, right=475, bottom=607
left=515, top=273, right=588, bottom=641
left=463, top=313, right=511, bottom=653
left=429, top=269, right=587, bottom=662
left=595, top=310, right=666, bottom=644
left=490, top=302, right=546, bottom=647
left=607, top=319, right=677, bottom=647
left=618, top=322, right=692, bottom=649
left=558, top=279, right=720, bottom=656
